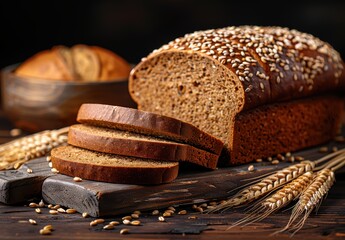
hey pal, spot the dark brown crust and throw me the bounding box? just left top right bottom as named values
left=51, top=146, right=179, bottom=185
left=229, top=95, right=344, bottom=164
left=77, top=104, right=224, bottom=154
left=68, top=124, right=218, bottom=169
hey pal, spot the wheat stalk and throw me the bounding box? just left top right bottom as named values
left=276, top=168, right=336, bottom=235
left=0, top=127, right=69, bottom=170
left=228, top=171, right=314, bottom=228
left=207, top=161, right=315, bottom=213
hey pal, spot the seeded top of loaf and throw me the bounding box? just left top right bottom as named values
left=146, top=26, right=344, bottom=109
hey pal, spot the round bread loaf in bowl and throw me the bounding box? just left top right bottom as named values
left=1, top=45, right=136, bottom=132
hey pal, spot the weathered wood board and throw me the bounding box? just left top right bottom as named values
left=0, top=158, right=53, bottom=204
left=42, top=162, right=289, bottom=217
left=0, top=140, right=344, bottom=217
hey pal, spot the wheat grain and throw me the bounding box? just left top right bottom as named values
left=208, top=161, right=315, bottom=213
left=0, top=127, right=69, bottom=170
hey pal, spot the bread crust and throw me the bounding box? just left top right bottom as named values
left=51, top=146, right=179, bottom=185
left=68, top=124, right=218, bottom=169
left=77, top=104, right=224, bottom=155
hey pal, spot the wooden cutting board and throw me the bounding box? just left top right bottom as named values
left=0, top=140, right=344, bottom=217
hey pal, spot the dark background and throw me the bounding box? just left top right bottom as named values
left=1, top=0, right=345, bottom=68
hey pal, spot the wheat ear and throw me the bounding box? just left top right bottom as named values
left=0, top=127, right=69, bottom=170
left=276, top=168, right=336, bottom=235
left=228, top=171, right=314, bottom=228
left=207, top=161, right=315, bottom=213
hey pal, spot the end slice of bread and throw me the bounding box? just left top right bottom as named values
left=68, top=124, right=219, bottom=169
left=51, top=145, right=179, bottom=184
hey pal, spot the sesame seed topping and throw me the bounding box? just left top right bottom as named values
left=152, top=26, right=343, bottom=99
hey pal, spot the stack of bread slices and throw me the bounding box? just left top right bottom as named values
left=51, top=104, right=223, bottom=184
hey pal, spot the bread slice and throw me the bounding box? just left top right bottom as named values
left=68, top=124, right=218, bottom=169
left=76, top=103, right=224, bottom=155
left=51, top=145, right=179, bottom=184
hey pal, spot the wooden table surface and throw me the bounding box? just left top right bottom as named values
left=0, top=112, right=345, bottom=240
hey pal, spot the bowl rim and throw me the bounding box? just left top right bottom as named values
left=1, top=64, right=130, bottom=86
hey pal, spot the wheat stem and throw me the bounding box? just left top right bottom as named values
left=314, top=148, right=345, bottom=165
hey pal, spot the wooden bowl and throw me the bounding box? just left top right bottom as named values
left=1, top=65, right=137, bottom=132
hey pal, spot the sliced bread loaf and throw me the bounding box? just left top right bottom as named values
left=76, top=103, right=224, bottom=155
left=68, top=124, right=218, bottom=169
left=128, top=26, right=345, bottom=164
left=51, top=145, right=179, bottom=184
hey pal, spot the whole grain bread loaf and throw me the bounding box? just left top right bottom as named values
left=77, top=103, right=224, bottom=155
left=129, top=26, right=345, bottom=164
left=51, top=145, right=179, bottom=184
left=68, top=124, right=218, bottom=169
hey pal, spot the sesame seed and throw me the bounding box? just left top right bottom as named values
left=178, top=210, right=187, bottom=215
left=271, top=160, right=279, bottom=165
left=152, top=210, right=160, bottom=216
left=109, top=221, right=120, bottom=226
left=39, top=229, right=51, bottom=235
left=49, top=210, right=58, bottom=215
left=123, top=219, right=131, bottom=225
left=260, top=82, right=264, bottom=90
left=29, top=219, right=37, bottom=225
left=73, top=177, right=82, bottom=182
left=163, top=212, right=171, bottom=217
left=90, top=221, right=98, bottom=226
left=29, top=203, right=38, bottom=208
left=131, top=220, right=141, bottom=226
left=103, top=224, right=114, bottom=230
left=120, top=228, right=130, bottom=235
left=319, top=147, right=329, bottom=153
left=295, top=156, right=304, bottom=161
left=66, top=209, right=77, bottom=214
left=43, top=225, right=54, bottom=231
